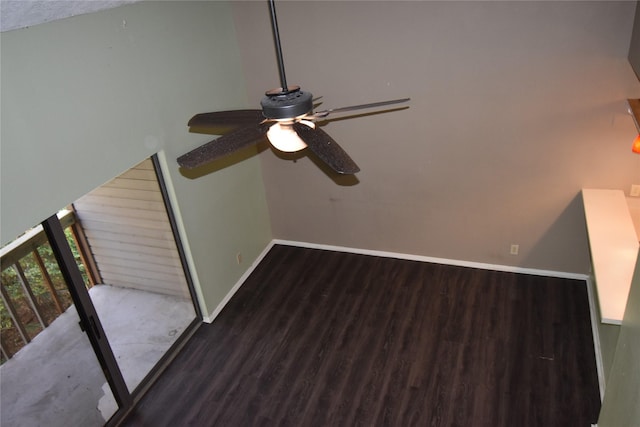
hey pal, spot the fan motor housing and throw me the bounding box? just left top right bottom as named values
left=261, top=87, right=313, bottom=119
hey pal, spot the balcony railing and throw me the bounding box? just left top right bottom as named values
left=0, top=209, right=98, bottom=362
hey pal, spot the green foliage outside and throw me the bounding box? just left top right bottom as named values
left=0, top=226, right=90, bottom=360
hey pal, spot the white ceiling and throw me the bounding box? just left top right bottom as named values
left=0, top=0, right=137, bottom=32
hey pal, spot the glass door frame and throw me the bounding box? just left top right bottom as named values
left=42, top=215, right=131, bottom=413
left=40, top=153, right=203, bottom=425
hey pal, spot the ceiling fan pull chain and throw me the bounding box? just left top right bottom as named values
left=268, top=0, right=289, bottom=93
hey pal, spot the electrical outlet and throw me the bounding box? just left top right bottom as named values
left=236, top=252, right=242, bottom=264
left=510, top=244, right=519, bottom=255
left=631, top=184, right=640, bottom=197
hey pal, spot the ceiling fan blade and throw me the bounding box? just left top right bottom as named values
left=187, top=110, right=264, bottom=128
left=311, top=98, right=410, bottom=119
left=293, top=123, right=360, bottom=174
left=178, top=123, right=269, bottom=169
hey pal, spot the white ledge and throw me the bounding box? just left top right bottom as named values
left=582, top=189, right=639, bottom=324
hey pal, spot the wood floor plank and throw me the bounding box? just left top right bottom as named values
left=121, top=245, right=600, bottom=427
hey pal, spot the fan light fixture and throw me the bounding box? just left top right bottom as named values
left=266, top=119, right=314, bottom=152
left=629, top=99, right=640, bottom=154
left=633, top=134, right=640, bottom=154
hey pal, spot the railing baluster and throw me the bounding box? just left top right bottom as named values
left=68, top=208, right=102, bottom=287
left=0, top=334, right=10, bottom=360
left=32, top=249, right=64, bottom=313
left=0, top=279, right=31, bottom=345
left=0, top=209, right=100, bottom=361
left=14, top=262, right=48, bottom=329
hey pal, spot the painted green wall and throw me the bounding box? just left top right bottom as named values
left=598, top=249, right=640, bottom=426
left=1, top=1, right=271, bottom=316
left=597, top=321, right=621, bottom=385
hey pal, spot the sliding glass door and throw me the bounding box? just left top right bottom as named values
left=75, top=157, right=198, bottom=399
left=0, top=155, right=200, bottom=426
left=0, top=214, right=124, bottom=426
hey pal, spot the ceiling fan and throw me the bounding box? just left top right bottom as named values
left=177, top=0, right=409, bottom=175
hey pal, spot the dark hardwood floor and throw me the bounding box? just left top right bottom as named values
left=121, top=245, right=600, bottom=426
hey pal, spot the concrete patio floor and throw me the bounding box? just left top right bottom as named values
left=0, top=284, right=195, bottom=427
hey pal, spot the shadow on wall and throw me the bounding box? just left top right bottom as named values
left=523, top=193, right=591, bottom=274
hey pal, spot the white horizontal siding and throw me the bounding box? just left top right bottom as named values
left=84, top=229, right=178, bottom=251
left=74, top=158, right=189, bottom=298
left=95, top=255, right=185, bottom=276
left=77, top=194, right=166, bottom=211
left=86, top=186, right=164, bottom=202
left=78, top=220, right=175, bottom=240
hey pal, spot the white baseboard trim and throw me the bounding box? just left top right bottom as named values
left=586, top=276, right=606, bottom=401
left=203, top=238, right=592, bottom=332
left=272, top=239, right=589, bottom=281
left=202, top=240, right=276, bottom=323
